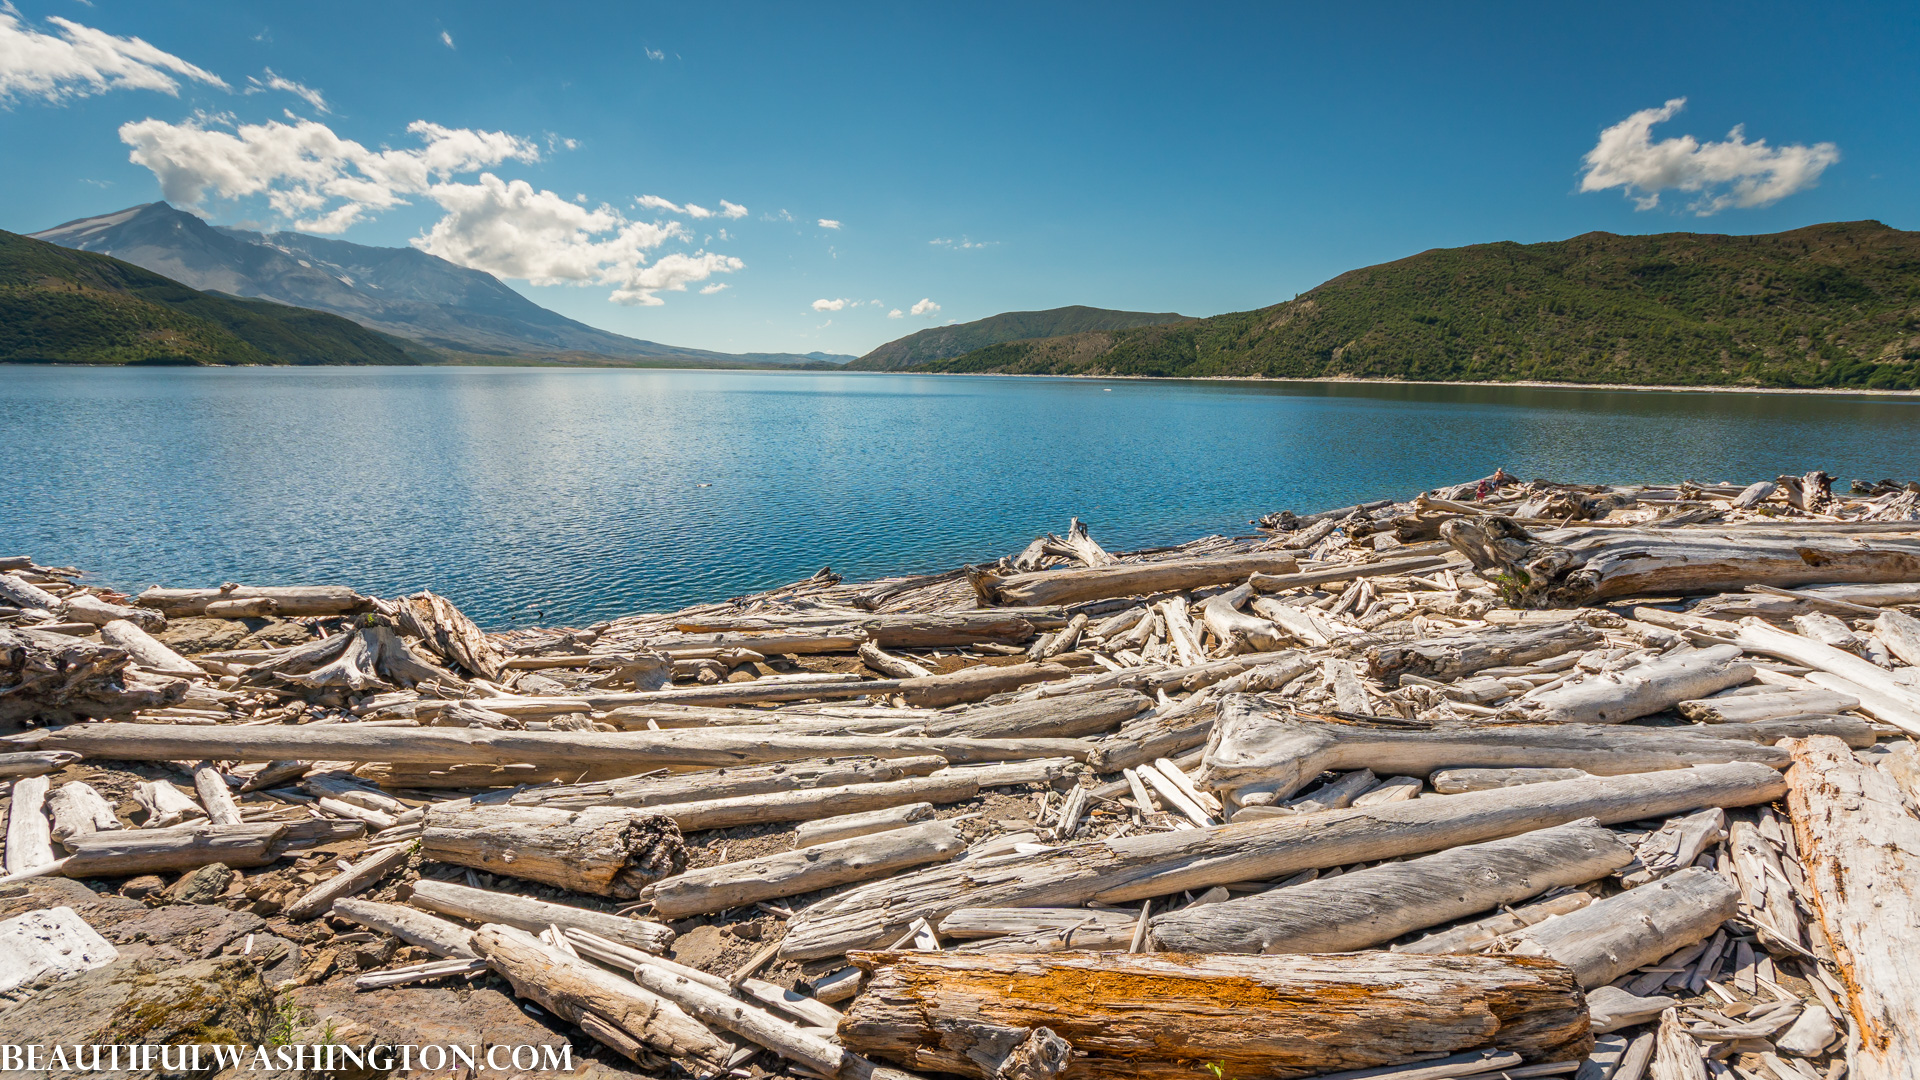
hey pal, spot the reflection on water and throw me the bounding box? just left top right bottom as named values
left=3, top=366, right=1917, bottom=626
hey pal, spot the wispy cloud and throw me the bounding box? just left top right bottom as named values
left=0, top=9, right=226, bottom=104
left=811, top=297, right=850, bottom=312
left=439, top=30, right=455, bottom=49
left=638, top=195, right=749, bottom=221
left=644, top=47, right=664, bottom=61
left=930, top=236, right=996, bottom=250
left=244, top=68, right=326, bottom=113
left=119, top=114, right=743, bottom=305
left=817, top=218, right=841, bottom=229
left=910, top=297, right=940, bottom=317
left=700, top=282, right=728, bottom=294
left=1579, top=98, right=1839, bottom=215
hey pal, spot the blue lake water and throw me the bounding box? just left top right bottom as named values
left=4, top=366, right=1920, bottom=628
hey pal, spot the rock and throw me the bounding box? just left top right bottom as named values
left=120, top=875, right=166, bottom=900
left=162, top=863, right=234, bottom=905
left=286, top=982, right=631, bottom=1076
left=240, top=620, right=317, bottom=650
left=0, top=956, right=274, bottom=1052
left=0, top=906, right=118, bottom=994
left=152, top=617, right=257, bottom=654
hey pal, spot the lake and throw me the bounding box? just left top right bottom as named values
left=5, top=366, right=1919, bottom=628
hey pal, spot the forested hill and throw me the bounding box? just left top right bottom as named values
left=920, top=221, right=1920, bottom=389
left=849, top=305, right=1189, bottom=370
left=0, top=230, right=423, bottom=366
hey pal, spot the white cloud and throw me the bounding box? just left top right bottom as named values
left=118, top=114, right=743, bottom=305
left=120, top=115, right=540, bottom=232
left=1579, top=98, right=1840, bottom=215
left=930, top=236, right=996, bottom=250
left=817, top=218, right=840, bottom=229
left=719, top=200, right=747, bottom=219
left=910, top=297, right=940, bottom=316
left=644, top=47, right=664, bottom=61
left=699, top=282, right=728, bottom=294
left=244, top=68, right=326, bottom=113
left=811, top=297, right=850, bottom=312
left=636, top=194, right=684, bottom=214
left=887, top=308, right=903, bottom=319
left=638, top=195, right=747, bottom=222
left=440, top=30, right=455, bottom=49
left=684, top=202, right=712, bottom=219
left=0, top=10, right=227, bottom=104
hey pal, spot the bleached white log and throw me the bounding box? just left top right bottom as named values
left=46, top=781, right=120, bottom=843
left=1583, top=986, right=1679, bottom=1034
left=643, top=820, right=963, bottom=919
left=1735, top=618, right=1920, bottom=734
left=284, top=842, right=411, bottom=920
left=1785, top=735, right=1920, bottom=1080
left=794, top=802, right=937, bottom=847
left=96, top=619, right=202, bottom=676
left=1674, top=688, right=1857, bottom=723
left=1525, top=646, right=1753, bottom=724
left=1431, top=768, right=1593, bottom=794
left=1505, top=867, right=1737, bottom=987
left=63, top=592, right=164, bottom=630
left=1396, top=891, right=1592, bottom=955
left=333, top=898, right=477, bottom=958
left=5, top=776, right=55, bottom=874
left=780, top=761, right=1784, bottom=960
left=1148, top=818, right=1631, bottom=953
left=409, top=878, right=674, bottom=954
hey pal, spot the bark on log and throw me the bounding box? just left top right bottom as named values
left=1368, top=623, right=1603, bottom=683
left=1784, top=735, right=1920, bottom=1080
left=1199, top=699, right=1827, bottom=801
left=1149, top=819, right=1632, bottom=953
left=58, top=822, right=285, bottom=877
left=1505, top=867, right=1737, bottom=988
left=982, top=553, right=1301, bottom=607
left=838, top=950, right=1592, bottom=1080
left=135, top=584, right=370, bottom=616
left=643, top=820, right=965, bottom=919
left=923, top=689, right=1149, bottom=739
left=471, top=924, right=734, bottom=1071
left=41, top=723, right=1090, bottom=768
left=510, top=755, right=949, bottom=810
left=780, top=762, right=1784, bottom=960
left=421, top=804, right=686, bottom=898
left=1525, top=647, right=1754, bottom=725
left=410, top=879, right=674, bottom=954
left=1442, top=517, right=1920, bottom=608
left=1, top=627, right=184, bottom=723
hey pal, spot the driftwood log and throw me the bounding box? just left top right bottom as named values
left=779, top=762, right=1784, bottom=959
left=134, top=584, right=370, bottom=616
left=41, top=724, right=1090, bottom=768
left=1148, top=819, right=1632, bottom=953
left=979, top=553, right=1300, bottom=607
left=837, top=950, right=1592, bottom=1080
left=395, top=591, right=506, bottom=680
left=642, top=820, right=964, bottom=918
left=1368, top=623, right=1602, bottom=683
left=1442, top=517, right=1920, bottom=608
left=923, top=688, right=1149, bottom=739
left=1524, top=646, right=1754, bottom=724
left=1197, top=698, right=1851, bottom=801
left=420, top=805, right=686, bottom=898
left=509, top=755, right=949, bottom=809
left=408, top=879, right=674, bottom=954
left=1505, top=866, right=1737, bottom=987
left=1785, top=735, right=1920, bottom=1080
left=59, top=822, right=286, bottom=877
left=470, top=924, right=735, bottom=1072
left=0, top=627, right=184, bottom=723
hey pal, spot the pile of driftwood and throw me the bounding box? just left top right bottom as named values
left=3, top=468, right=1919, bottom=1080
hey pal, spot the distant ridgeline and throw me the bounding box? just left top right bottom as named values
left=848, top=305, right=1190, bottom=370
left=0, top=230, right=421, bottom=366
left=918, top=222, right=1920, bottom=390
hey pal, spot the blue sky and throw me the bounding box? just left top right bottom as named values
left=2, top=1, right=1915, bottom=356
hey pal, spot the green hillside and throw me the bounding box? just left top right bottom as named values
left=849, top=304, right=1189, bottom=370
left=0, top=231, right=424, bottom=366
left=922, top=221, right=1920, bottom=389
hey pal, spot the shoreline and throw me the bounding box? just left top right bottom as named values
left=11, top=360, right=1920, bottom=397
